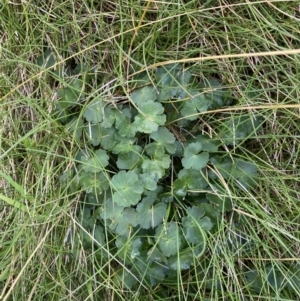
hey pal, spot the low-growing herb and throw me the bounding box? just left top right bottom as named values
left=56, top=62, right=263, bottom=287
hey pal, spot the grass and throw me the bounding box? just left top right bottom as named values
left=1, top=0, right=300, bottom=300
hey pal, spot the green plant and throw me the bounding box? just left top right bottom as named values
left=57, top=62, right=264, bottom=288
left=2, top=1, right=300, bottom=300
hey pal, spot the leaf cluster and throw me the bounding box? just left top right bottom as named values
left=55, top=62, right=263, bottom=287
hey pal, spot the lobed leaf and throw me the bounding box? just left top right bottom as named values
left=168, top=250, right=194, bottom=271
left=195, top=135, right=220, bottom=152
left=180, top=89, right=210, bottom=120
left=134, top=101, right=166, bottom=133
left=79, top=171, right=110, bottom=194
left=234, top=159, right=259, bottom=189
left=130, top=85, right=157, bottom=106
left=116, top=148, right=141, bottom=170
left=136, top=195, right=167, bottom=229
left=147, top=247, right=168, bottom=264
left=199, top=78, right=231, bottom=109
left=59, top=168, right=79, bottom=193
left=156, top=64, right=192, bottom=101
left=210, top=156, right=258, bottom=189
left=155, top=222, right=183, bottom=257
left=37, top=49, right=57, bottom=69
left=199, top=203, right=221, bottom=225
left=116, top=237, right=143, bottom=261
left=173, top=179, right=188, bottom=197
left=111, top=171, right=144, bottom=206
left=182, top=142, right=209, bottom=170
left=79, top=224, right=105, bottom=249
left=131, top=71, right=152, bottom=88
left=209, top=155, right=233, bottom=180
left=142, top=152, right=171, bottom=180
left=139, top=173, right=158, bottom=191
left=65, top=117, right=84, bottom=141
left=112, top=136, right=138, bottom=154
left=100, top=106, right=119, bottom=128
left=178, top=169, right=208, bottom=191
left=146, top=127, right=176, bottom=155
left=83, top=97, right=105, bottom=124
left=158, top=192, right=174, bottom=203
left=115, top=107, right=137, bottom=137
left=182, top=206, right=213, bottom=244
left=81, top=149, right=109, bottom=172
left=85, top=123, right=116, bottom=149
left=115, top=208, right=138, bottom=236
left=133, top=257, right=168, bottom=286
left=100, top=199, right=138, bottom=236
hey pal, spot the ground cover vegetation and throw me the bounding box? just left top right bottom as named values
left=1, top=0, right=300, bottom=300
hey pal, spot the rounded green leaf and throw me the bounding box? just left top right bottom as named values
left=116, top=151, right=141, bottom=170
left=195, top=135, right=220, bottom=152
left=178, top=169, right=208, bottom=191
left=116, top=208, right=138, bottom=236
left=173, top=179, right=188, bottom=197
left=182, top=206, right=213, bottom=244
left=155, top=222, right=183, bottom=257
left=184, top=141, right=202, bottom=154
left=112, top=137, right=138, bottom=154
left=148, top=127, right=176, bottom=154
left=83, top=97, right=104, bottom=123
left=82, top=149, right=109, bottom=172
left=155, top=64, right=192, bottom=101
left=79, top=171, right=109, bottom=194
left=57, top=86, right=79, bottom=107
left=182, top=142, right=209, bottom=170
left=115, top=107, right=137, bottom=137
left=180, top=97, right=198, bottom=121
left=141, top=153, right=170, bottom=181
left=133, top=257, right=167, bottom=286
left=131, top=71, right=152, bottom=88
left=101, top=106, right=118, bottom=128
left=111, top=171, right=144, bottom=206
left=136, top=195, right=167, bottom=229
left=139, top=173, right=158, bottom=191
left=134, top=101, right=166, bottom=134
left=130, top=85, right=157, bottom=106
left=168, top=250, right=194, bottom=271
left=158, top=192, right=174, bottom=203
left=209, top=155, right=232, bottom=179
left=85, top=123, right=101, bottom=146
left=85, top=124, right=116, bottom=149
left=217, top=114, right=264, bottom=146
left=100, top=199, right=138, bottom=236
left=65, top=117, right=84, bottom=141
left=234, top=159, right=258, bottom=189
left=93, top=225, right=105, bottom=246
left=199, top=78, right=229, bottom=109
left=147, top=247, right=168, bottom=264
left=156, top=63, right=181, bottom=86
left=115, top=237, right=143, bottom=261
left=180, top=89, right=210, bottom=120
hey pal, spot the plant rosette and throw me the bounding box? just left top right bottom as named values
left=58, top=63, right=263, bottom=288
